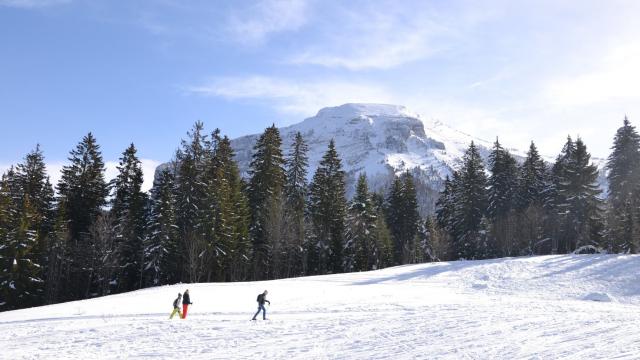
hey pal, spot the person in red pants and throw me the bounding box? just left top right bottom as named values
left=182, top=289, right=193, bottom=319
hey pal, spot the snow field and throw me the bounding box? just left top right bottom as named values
left=2, top=254, right=640, bottom=359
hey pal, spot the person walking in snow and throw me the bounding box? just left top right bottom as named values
left=182, top=289, right=193, bottom=319
left=169, top=293, right=183, bottom=319
left=251, top=290, right=271, bottom=321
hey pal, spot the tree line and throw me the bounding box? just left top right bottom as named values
left=435, top=117, right=640, bottom=260
left=1, top=117, right=638, bottom=311
left=0, top=122, right=423, bottom=311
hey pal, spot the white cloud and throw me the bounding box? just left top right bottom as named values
left=546, top=43, right=640, bottom=107
left=188, top=75, right=394, bottom=117
left=226, top=0, right=310, bottom=45
left=0, top=0, right=70, bottom=8
left=288, top=2, right=493, bottom=70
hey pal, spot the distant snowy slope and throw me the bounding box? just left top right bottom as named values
left=2, top=255, right=640, bottom=359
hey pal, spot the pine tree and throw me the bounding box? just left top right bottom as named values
left=0, top=147, right=56, bottom=309
left=606, top=116, right=640, bottom=253
left=283, top=132, right=309, bottom=277
left=175, top=122, right=208, bottom=283
left=0, top=168, right=34, bottom=310
left=369, top=192, right=393, bottom=269
left=43, top=198, right=69, bottom=304
left=451, top=142, right=488, bottom=260
left=205, top=133, right=251, bottom=281
left=401, top=172, right=420, bottom=263
left=487, top=139, right=518, bottom=256
left=518, top=142, right=548, bottom=210
left=308, top=140, right=347, bottom=274
left=435, top=174, right=457, bottom=234
left=90, top=211, right=117, bottom=297
left=552, top=137, right=603, bottom=253
left=345, top=174, right=377, bottom=272
left=111, top=144, right=148, bottom=292
left=384, top=172, right=420, bottom=264
left=248, top=125, right=285, bottom=280
left=385, top=176, right=404, bottom=264
left=516, top=142, right=549, bottom=255
left=144, top=168, right=179, bottom=286
left=56, top=133, right=108, bottom=300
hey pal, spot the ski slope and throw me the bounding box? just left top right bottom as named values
left=2, top=255, right=640, bottom=359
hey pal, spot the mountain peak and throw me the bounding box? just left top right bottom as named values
left=314, top=103, right=419, bottom=119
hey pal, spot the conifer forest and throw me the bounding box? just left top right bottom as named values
left=1, top=118, right=639, bottom=311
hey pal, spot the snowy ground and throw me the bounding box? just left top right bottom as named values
left=2, top=255, right=640, bottom=359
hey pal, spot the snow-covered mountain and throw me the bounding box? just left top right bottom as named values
left=159, top=103, right=608, bottom=213
left=3, top=254, right=640, bottom=359
left=231, top=103, right=607, bottom=213
left=231, top=103, right=490, bottom=213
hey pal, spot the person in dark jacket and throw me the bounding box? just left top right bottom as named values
left=182, top=289, right=193, bottom=319
left=251, top=290, right=270, bottom=320
left=169, top=293, right=183, bottom=319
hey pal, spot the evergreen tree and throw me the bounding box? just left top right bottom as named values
left=283, top=132, right=309, bottom=277
left=552, top=137, right=603, bottom=252
left=385, top=176, right=404, bottom=264
left=248, top=125, right=285, bottom=280
left=369, top=192, right=393, bottom=269
left=606, top=116, right=640, bottom=253
left=385, top=172, right=420, bottom=264
left=175, top=122, right=208, bottom=283
left=308, top=140, right=347, bottom=274
left=206, top=133, right=251, bottom=281
left=517, top=142, right=548, bottom=210
left=487, top=139, right=518, bottom=256
left=516, top=142, right=549, bottom=255
left=345, top=174, right=377, bottom=272
left=43, top=198, right=69, bottom=304
left=451, top=142, right=488, bottom=259
left=111, top=144, right=148, bottom=292
left=144, top=168, right=179, bottom=286
left=435, top=174, right=457, bottom=234
left=0, top=147, right=56, bottom=309
left=56, top=133, right=108, bottom=300
left=487, top=139, right=518, bottom=219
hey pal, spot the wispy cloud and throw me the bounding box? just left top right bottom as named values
left=0, top=0, right=70, bottom=8
left=188, top=75, right=394, bottom=117
left=546, top=42, right=640, bottom=107
left=226, top=0, right=311, bottom=45
left=288, top=1, right=493, bottom=70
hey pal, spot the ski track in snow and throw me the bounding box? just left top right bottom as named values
left=2, top=255, right=640, bottom=359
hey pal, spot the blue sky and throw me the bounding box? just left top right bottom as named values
left=2, top=0, right=640, bottom=189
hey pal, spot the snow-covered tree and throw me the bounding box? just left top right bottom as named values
left=144, top=168, right=179, bottom=286
left=248, top=125, right=285, bottom=280
left=111, top=143, right=148, bottom=292
left=308, top=140, right=347, bottom=274
left=283, top=132, right=309, bottom=277
left=56, top=133, right=108, bottom=301
left=606, top=116, right=640, bottom=253
left=551, top=137, right=603, bottom=253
